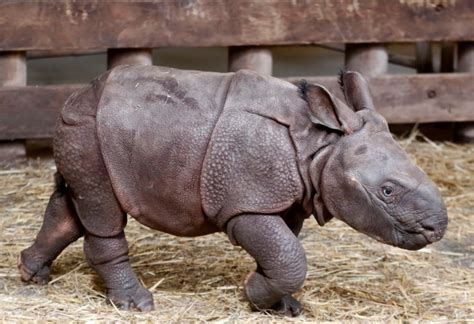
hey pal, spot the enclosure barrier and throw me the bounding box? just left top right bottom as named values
left=0, top=0, right=474, bottom=159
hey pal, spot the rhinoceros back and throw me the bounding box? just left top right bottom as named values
left=97, top=65, right=232, bottom=236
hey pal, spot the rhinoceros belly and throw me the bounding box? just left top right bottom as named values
left=96, top=65, right=232, bottom=236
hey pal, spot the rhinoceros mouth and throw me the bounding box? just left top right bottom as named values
left=392, top=210, right=447, bottom=247
left=392, top=223, right=435, bottom=250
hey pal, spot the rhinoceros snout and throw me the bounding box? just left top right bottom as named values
left=397, top=211, right=447, bottom=250
left=419, top=214, right=448, bottom=244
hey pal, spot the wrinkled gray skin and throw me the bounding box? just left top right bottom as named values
left=18, top=66, right=447, bottom=317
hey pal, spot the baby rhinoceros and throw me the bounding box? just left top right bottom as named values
left=19, top=66, right=448, bottom=316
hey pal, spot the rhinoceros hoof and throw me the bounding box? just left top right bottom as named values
left=107, top=285, right=155, bottom=312
left=270, top=295, right=303, bottom=317
left=17, top=251, right=51, bottom=285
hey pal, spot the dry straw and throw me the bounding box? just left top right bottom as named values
left=1, top=133, right=473, bottom=321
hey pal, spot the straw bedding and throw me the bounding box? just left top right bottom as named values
left=1, top=133, right=473, bottom=322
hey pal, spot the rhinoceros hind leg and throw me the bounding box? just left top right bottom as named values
left=53, top=80, right=126, bottom=238
left=19, top=181, right=84, bottom=284
left=54, top=104, right=151, bottom=310
left=83, top=232, right=154, bottom=311
left=227, top=215, right=307, bottom=317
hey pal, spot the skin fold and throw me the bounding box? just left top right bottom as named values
left=18, top=66, right=448, bottom=316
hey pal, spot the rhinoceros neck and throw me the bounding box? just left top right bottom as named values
left=236, top=73, right=340, bottom=216
left=308, top=143, right=338, bottom=225
left=309, top=143, right=336, bottom=197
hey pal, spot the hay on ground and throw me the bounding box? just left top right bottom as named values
left=0, top=135, right=473, bottom=321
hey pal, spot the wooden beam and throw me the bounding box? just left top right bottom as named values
left=440, top=42, right=455, bottom=73
left=0, top=74, right=473, bottom=140
left=107, top=48, right=153, bottom=69
left=322, top=44, right=415, bottom=69
left=415, top=42, right=433, bottom=73
left=457, top=42, right=474, bottom=72
left=228, top=47, right=272, bottom=75
left=345, top=44, right=388, bottom=77
left=0, top=84, right=81, bottom=140
left=0, top=51, right=27, bottom=160
left=0, top=52, right=26, bottom=86
left=1, top=1, right=473, bottom=51
left=454, top=42, right=474, bottom=143
left=288, top=73, right=474, bottom=124
left=28, top=49, right=104, bottom=59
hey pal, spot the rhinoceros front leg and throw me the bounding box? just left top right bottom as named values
left=227, top=215, right=307, bottom=317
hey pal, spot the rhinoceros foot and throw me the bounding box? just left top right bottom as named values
left=17, top=250, right=51, bottom=285
left=270, top=295, right=303, bottom=317
left=107, top=284, right=155, bottom=312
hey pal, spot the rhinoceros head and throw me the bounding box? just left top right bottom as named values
left=300, top=71, right=447, bottom=250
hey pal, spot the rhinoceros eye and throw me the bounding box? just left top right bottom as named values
left=382, top=186, right=393, bottom=197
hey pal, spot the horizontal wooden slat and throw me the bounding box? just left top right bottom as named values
left=1, top=74, right=473, bottom=140
left=0, top=84, right=80, bottom=140
left=0, top=1, right=473, bottom=51
left=286, top=73, right=474, bottom=124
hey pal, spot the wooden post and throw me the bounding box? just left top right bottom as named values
left=455, top=42, right=474, bottom=143
left=107, top=48, right=153, bottom=69
left=0, top=51, right=27, bottom=161
left=415, top=42, right=433, bottom=73
left=458, top=42, right=474, bottom=72
left=440, top=42, right=455, bottom=73
left=345, top=43, right=388, bottom=77
left=228, top=46, right=272, bottom=75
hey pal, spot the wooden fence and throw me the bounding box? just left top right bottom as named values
left=1, top=1, right=474, bottom=156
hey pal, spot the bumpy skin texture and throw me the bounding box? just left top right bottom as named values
left=84, top=232, right=154, bottom=311
left=18, top=174, right=83, bottom=284
left=96, top=66, right=323, bottom=233
left=20, top=67, right=448, bottom=316
left=57, top=72, right=154, bottom=310
left=54, top=71, right=127, bottom=237
left=97, top=67, right=231, bottom=236
left=21, top=66, right=325, bottom=315
left=227, top=215, right=307, bottom=316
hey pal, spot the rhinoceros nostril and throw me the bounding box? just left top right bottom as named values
left=420, top=224, right=445, bottom=243
left=422, top=224, right=435, bottom=232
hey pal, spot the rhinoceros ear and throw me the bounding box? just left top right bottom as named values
left=298, top=80, right=362, bottom=134
left=339, top=71, right=375, bottom=111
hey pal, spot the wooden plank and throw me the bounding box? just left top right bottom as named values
left=0, top=142, right=26, bottom=161
left=0, top=84, right=81, bottom=140
left=228, top=47, right=272, bottom=75
left=286, top=73, right=474, bottom=124
left=458, top=42, right=474, bottom=72
left=0, top=52, right=26, bottom=86
left=0, top=1, right=473, bottom=51
left=415, top=42, right=433, bottom=73
left=454, top=42, right=474, bottom=143
left=440, top=42, right=455, bottom=72
left=345, top=44, right=388, bottom=77
left=107, top=48, right=153, bottom=69
left=0, top=51, right=27, bottom=160
left=0, top=74, right=473, bottom=140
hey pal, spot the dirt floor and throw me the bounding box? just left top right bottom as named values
left=0, top=135, right=473, bottom=322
